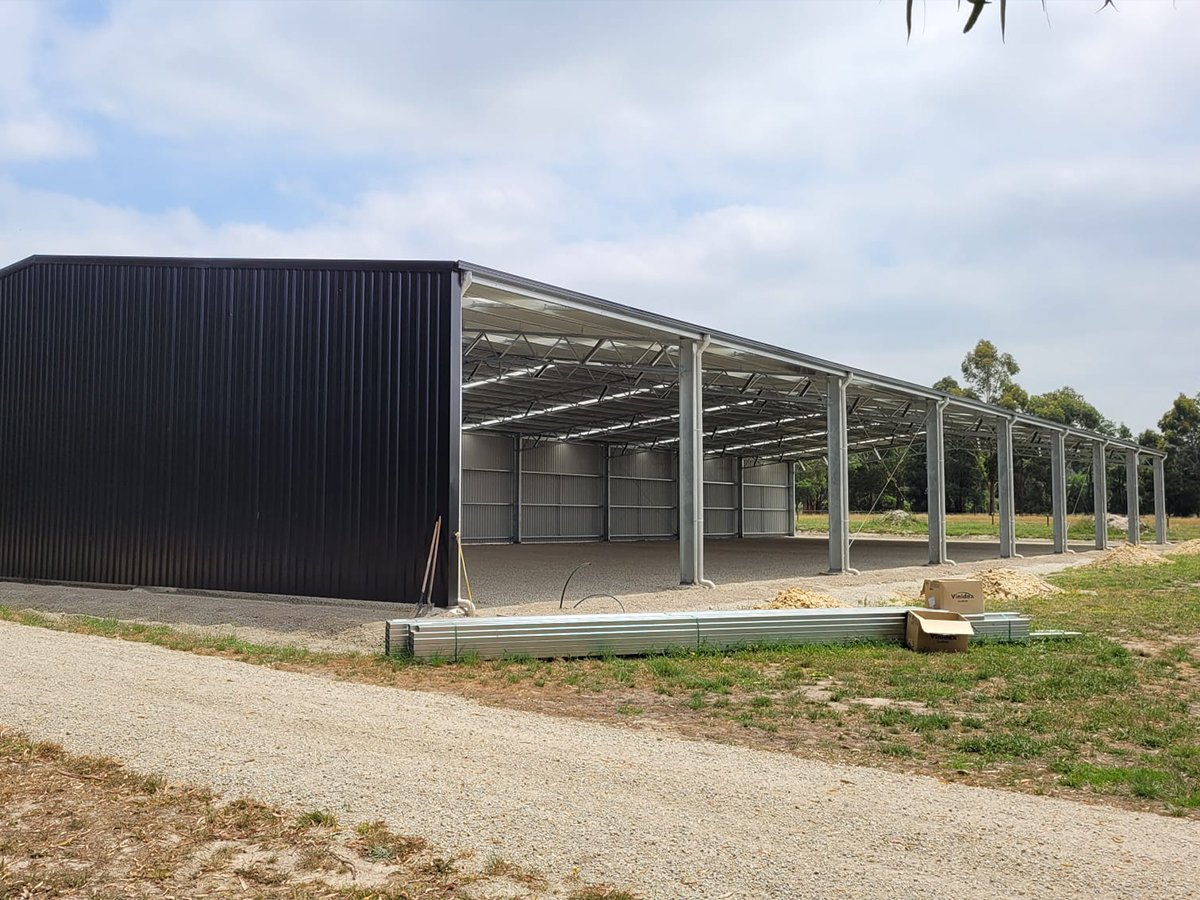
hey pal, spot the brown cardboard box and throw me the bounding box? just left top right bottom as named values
left=920, top=578, right=984, bottom=615
left=905, top=609, right=975, bottom=653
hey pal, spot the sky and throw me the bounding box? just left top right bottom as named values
left=1, top=0, right=1197, bottom=433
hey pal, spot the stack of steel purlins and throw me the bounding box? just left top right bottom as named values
left=388, top=608, right=1033, bottom=660
left=965, top=611, right=1031, bottom=642
left=384, top=621, right=411, bottom=657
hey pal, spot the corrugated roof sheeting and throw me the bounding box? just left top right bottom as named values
left=460, top=264, right=1160, bottom=465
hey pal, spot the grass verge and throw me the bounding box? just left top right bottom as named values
left=3, top=555, right=1198, bottom=819
left=0, top=728, right=635, bottom=898
left=794, top=512, right=1200, bottom=542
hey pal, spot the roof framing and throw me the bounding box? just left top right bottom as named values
left=460, top=262, right=1161, bottom=462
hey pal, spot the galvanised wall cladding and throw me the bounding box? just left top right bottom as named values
left=461, top=431, right=515, bottom=543
left=742, top=461, right=791, bottom=536
left=0, top=256, right=460, bottom=605
left=609, top=448, right=677, bottom=540
left=520, top=441, right=604, bottom=540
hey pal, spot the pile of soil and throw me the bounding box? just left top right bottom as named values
left=1165, top=539, right=1200, bottom=557
left=975, top=568, right=1063, bottom=602
left=1087, top=543, right=1164, bottom=568
left=755, top=588, right=849, bottom=610
left=1106, top=513, right=1151, bottom=533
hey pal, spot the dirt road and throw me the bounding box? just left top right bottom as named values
left=1, top=621, right=1196, bottom=898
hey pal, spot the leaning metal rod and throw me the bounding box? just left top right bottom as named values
left=559, top=562, right=592, bottom=610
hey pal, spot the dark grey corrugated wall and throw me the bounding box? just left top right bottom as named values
left=0, top=256, right=460, bottom=605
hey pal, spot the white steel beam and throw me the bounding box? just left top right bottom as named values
left=679, top=338, right=707, bottom=585
left=786, top=460, right=797, bottom=537
left=512, top=437, right=523, bottom=544
left=1093, top=441, right=1108, bottom=551
left=826, top=375, right=854, bottom=574
left=1153, top=455, right=1167, bottom=545
left=998, top=417, right=1018, bottom=559
left=1050, top=429, right=1069, bottom=554
left=736, top=458, right=746, bottom=539
left=1126, top=450, right=1141, bottom=545
left=926, top=402, right=952, bottom=565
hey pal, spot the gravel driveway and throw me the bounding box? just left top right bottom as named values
left=2, top=623, right=1196, bottom=898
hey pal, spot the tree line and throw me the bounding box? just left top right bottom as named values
left=795, top=340, right=1200, bottom=519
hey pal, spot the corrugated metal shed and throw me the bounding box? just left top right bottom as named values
left=0, top=255, right=460, bottom=604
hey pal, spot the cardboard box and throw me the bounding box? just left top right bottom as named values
left=920, top=578, right=984, bottom=615
left=905, top=609, right=975, bottom=653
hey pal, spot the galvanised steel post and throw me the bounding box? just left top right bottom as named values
left=1126, top=449, right=1140, bottom=545
left=786, top=460, right=797, bottom=537
left=1050, top=429, right=1068, bottom=554
left=679, top=337, right=706, bottom=584
left=736, top=458, right=746, bottom=539
left=1093, top=441, right=1109, bottom=551
left=602, top=444, right=612, bottom=541
left=826, top=375, right=853, bottom=573
left=1153, top=456, right=1167, bottom=545
left=512, top=436, right=523, bottom=544
left=998, top=417, right=1018, bottom=559
left=925, top=401, right=950, bottom=565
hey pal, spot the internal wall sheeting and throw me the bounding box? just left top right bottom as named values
left=461, top=433, right=792, bottom=544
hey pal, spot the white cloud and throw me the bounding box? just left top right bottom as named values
left=0, top=1, right=93, bottom=161
left=1, top=0, right=1197, bottom=431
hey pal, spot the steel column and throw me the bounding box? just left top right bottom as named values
left=826, top=375, right=852, bottom=574
left=786, top=460, right=797, bottom=537
left=1153, top=456, right=1167, bottom=545
left=736, top=458, right=746, bottom=539
left=679, top=338, right=705, bottom=584
left=602, top=445, right=612, bottom=541
left=448, top=271, right=464, bottom=605
left=998, top=417, right=1018, bottom=559
left=1050, top=429, right=1068, bottom=554
left=925, top=401, right=950, bottom=565
left=1092, top=442, right=1108, bottom=551
left=512, top=437, right=523, bottom=544
left=1126, top=450, right=1140, bottom=544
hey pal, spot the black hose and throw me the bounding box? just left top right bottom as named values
left=573, top=593, right=625, bottom=612
left=559, top=562, right=592, bottom=610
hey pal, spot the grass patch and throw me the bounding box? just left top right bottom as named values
left=297, top=809, right=339, bottom=829
left=4, top=553, right=1200, bottom=819
left=794, top=512, right=1200, bottom=542
left=0, top=727, right=635, bottom=897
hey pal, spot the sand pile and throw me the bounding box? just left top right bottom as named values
left=1165, top=539, right=1200, bottom=557
left=975, top=568, right=1063, bottom=601
left=755, top=588, right=849, bottom=610
left=1087, top=543, right=1163, bottom=568
left=1106, top=513, right=1151, bottom=533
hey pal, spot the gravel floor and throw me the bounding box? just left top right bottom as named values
left=462, top=535, right=1098, bottom=607
left=2, top=622, right=1196, bottom=899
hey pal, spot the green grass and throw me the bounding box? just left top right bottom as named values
left=296, top=809, right=339, bottom=828
left=4, top=553, right=1199, bottom=818
left=794, top=512, right=1200, bottom=542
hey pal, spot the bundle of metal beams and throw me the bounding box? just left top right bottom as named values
left=385, top=608, right=1031, bottom=660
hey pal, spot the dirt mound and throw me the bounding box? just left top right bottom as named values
left=878, top=510, right=914, bottom=524
left=1106, top=513, right=1151, bottom=533
left=1087, top=543, right=1164, bottom=569
left=755, top=588, right=849, bottom=610
left=1165, top=539, right=1200, bottom=558
left=976, top=568, right=1063, bottom=602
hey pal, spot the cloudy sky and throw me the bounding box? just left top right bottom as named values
left=2, top=0, right=1196, bottom=431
